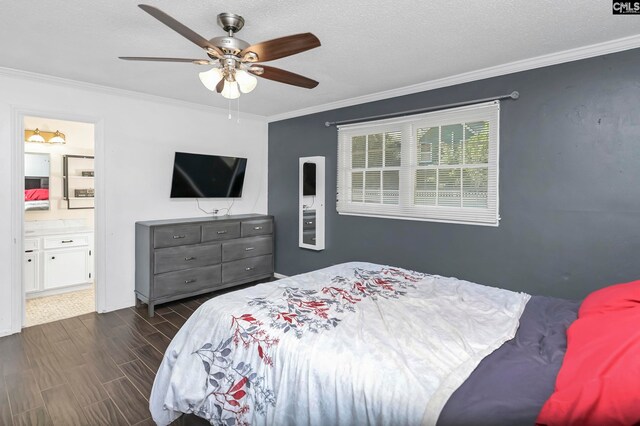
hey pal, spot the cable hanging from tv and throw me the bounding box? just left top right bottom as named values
left=196, top=198, right=235, bottom=216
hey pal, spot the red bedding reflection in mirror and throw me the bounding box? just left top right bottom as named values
left=25, top=188, right=49, bottom=201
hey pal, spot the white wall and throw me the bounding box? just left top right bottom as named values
left=24, top=116, right=95, bottom=222
left=0, top=72, right=268, bottom=335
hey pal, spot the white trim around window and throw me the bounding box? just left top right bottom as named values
left=336, top=101, right=500, bottom=226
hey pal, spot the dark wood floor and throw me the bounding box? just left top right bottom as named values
left=0, top=284, right=262, bottom=426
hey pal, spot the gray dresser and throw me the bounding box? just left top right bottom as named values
left=135, top=214, right=274, bottom=316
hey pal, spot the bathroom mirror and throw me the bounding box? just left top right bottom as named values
left=299, top=156, right=325, bottom=250
left=24, top=153, right=50, bottom=211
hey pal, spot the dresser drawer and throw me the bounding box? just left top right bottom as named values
left=241, top=219, right=273, bottom=237
left=154, top=225, right=201, bottom=248
left=154, top=243, right=221, bottom=274
left=202, top=221, right=241, bottom=242
left=222, top=236, right=272, bottom=262
left=223, top=255, right=273, bottom=283
left=43, top=235, right=89, bottom=249
left=154, top=264, right=222, bottom=298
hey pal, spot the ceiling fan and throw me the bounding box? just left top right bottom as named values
left=119, top=5, right=320, bottom=99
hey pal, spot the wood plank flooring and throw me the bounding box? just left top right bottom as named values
left=0, top=283, right=265, bottom=426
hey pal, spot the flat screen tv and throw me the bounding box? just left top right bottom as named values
left=170, top=152, right=247, bottom=198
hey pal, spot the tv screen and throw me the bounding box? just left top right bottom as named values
left=170, top=152, right=247, bottom=198
left=303, top=162, right=316, bottom=196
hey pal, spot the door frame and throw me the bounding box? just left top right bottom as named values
left=10, top=106, right=106, bottom=333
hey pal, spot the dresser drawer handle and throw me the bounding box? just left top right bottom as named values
left=244, top=247, right=255, bottom=251
left=253, top=226, right=263, bottom=230
left=245, top=267, right=253, bottom=271
left=185, top=279, right=196, bottom=284
left=173, top=235, right=186, bottom=239
left=217, top=230, right=227, bottom=234
left=184, top=257, right=196, bottom=261
left=61, top=240, right=74, bottom=243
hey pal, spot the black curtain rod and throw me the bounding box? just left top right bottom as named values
left=324, top=91, right=519, bottom=127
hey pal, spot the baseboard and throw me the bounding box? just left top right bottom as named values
left=0, top=329, right=14, bottom=338
left=274, top=273, right=288, bottom=279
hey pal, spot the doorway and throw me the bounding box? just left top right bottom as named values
left=22, top=116, right=96, bottom=326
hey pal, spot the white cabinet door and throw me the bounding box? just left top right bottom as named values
left=43, top=248, right=89, bottom=289
left=24, top=252, right=39, bottom=293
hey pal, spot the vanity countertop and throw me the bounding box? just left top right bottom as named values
left=24, top=227, right=94, bottom=237
left=24, top=219, right=93, bottom=238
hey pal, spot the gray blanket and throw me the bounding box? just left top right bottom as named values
left=437, top=295, right=579, bottom=426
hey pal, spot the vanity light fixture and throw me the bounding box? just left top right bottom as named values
left=25, top=129, right=67, bottom=144
left=48, top=130, right=66, bottom=144
left=26, top=128, right=45, bottom=143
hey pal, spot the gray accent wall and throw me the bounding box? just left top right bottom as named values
left=268, top=49, right=640, bottom=299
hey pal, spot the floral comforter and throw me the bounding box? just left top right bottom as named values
left=150, top=262, right=530, bottom=426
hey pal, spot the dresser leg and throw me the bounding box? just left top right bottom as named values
left=148, top=303, right=155, bottom=318
left=135, top=298, right=142, bottom=308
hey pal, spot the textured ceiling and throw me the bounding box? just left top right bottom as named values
left=1, top=0, right=639, bottom=117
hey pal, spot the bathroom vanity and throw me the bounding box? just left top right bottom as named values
left=24, top=220, right=94, bottom=298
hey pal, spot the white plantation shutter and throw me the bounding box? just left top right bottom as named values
left=336, top=101, right=500, bottom=226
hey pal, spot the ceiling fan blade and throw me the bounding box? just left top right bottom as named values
left=216, top=79, right=224, bottom=93
left=251, top=65, right=318, bottom=89
left=119, top=56, right=210, bottom=64
left=138, top=4, right=224, bottom=58
left=241, top=33, right=320, bottom=63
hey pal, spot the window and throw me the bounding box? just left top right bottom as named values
left=337, top=101, right=500, bottom=226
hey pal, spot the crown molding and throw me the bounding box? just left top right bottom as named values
left=0, top=66, right=268, bottom=121
left=3, top=33, right=640, bottom=124
left=267, top=33, right=640, bottom=123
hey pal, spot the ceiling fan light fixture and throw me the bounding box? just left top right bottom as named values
left=221, top=80, right=240, bottom=99
left=199, top=68, right=223, bottom=91
left=120, top=6, right=321, bottom=99
left=235, top=69, right=257, bottom=94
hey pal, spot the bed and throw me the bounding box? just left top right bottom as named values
left=149, top=262, right=640, bottom=426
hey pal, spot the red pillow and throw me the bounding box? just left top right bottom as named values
left=578, top=279, right=640, bottom=317
left=536, top=281, right=640, bottom=426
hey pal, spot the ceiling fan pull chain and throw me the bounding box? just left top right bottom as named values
left=228, top=99, right=232, bottom=120
left=237, top=97, right=241, bottom=124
